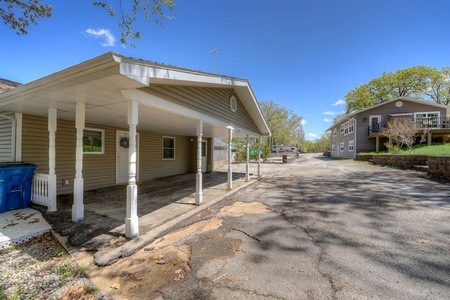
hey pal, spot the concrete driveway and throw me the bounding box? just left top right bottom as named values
left=152, top=154, right=450, bottom=300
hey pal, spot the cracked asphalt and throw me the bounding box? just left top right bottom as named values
left=158, top=154, right=450, bottom=300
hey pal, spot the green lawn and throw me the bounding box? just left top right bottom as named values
left=359, top=143, right=450, bottom=155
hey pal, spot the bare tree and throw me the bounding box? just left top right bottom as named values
left=381, top=118, right=429, bottom=153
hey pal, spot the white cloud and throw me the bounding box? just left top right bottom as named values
left=332, top=99, right=345, bottom=106
left=307, top=133, right=318, bottom=138
left=85, top=28, right=116, bottom=47
left=323, top=111, right=336, bottom=115
left=324, top=118, right=332, bottom=122
left=301, top=119, right=307, bottom=126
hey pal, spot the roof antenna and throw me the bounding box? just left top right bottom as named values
left=211, top=48, right=220, bottom=73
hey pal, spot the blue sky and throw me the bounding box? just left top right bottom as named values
left=1, top=0, right=450, bottom=140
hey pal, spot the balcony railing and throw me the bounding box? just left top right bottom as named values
left=368, top=121, right=387, bottom=134
left=368, top=117, right=450, bottom=135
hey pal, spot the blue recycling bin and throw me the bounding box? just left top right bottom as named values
left=0, top=162, right=37, bottom=213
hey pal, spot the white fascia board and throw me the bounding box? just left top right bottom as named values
left=120, top=56, right=248, bottom=88
left=234, top=85, right=271, bottom=137
left=0, top=52, right=122, bottom=107
left=389, top=113, right=413, bottom=116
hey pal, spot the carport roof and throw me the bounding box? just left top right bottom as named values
left=0, top=52, right=271, bottom=138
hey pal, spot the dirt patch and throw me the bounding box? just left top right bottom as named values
left=89, top=244, right=191, bottom=300
left=217, top=201, right=270, bottom=217
left=83, top=201, right=270, bottom=298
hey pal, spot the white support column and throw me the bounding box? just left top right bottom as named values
left=125, top=98, right=139, bottom=239
left=227, top=127, right=233, bottom=190
left=72, top=103, right=85, bottom=222
left=257, top=137, right=262, bottom=177
left=48, top=108, right=57, bottom=212
left=195, top=120, right=203, bottom=205
left=245, top=134, right=250, bottom=182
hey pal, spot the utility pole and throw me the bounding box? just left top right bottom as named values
left=211, top=48, right=220, bottom=73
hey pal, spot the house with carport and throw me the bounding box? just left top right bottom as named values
left=0, top=52, right=271, bottom=239
left=326, top=97, right=450, bottom=158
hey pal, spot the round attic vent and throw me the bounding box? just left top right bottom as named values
left=395, top=100, right=403, bottom=107
left=230, top=95, right=237, bottom=112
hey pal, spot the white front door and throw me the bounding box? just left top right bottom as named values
left=201, top=140, right=207, bottom=173
left=116, top=131, right=139, bottom=184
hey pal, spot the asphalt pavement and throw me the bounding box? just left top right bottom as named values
left=156, top=154, right=450, bottom=300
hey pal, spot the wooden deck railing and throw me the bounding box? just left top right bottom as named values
left=368, top=117, right=450, bottom=134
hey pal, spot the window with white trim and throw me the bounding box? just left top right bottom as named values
left=340, top=124, right=344, bottom=134
left=344, top=122, right=349, bottom=135
left=348, top=119, right=354, bottom=134
left=333, top=128, right=337, bottom=136
left=340, top=142, right=345, bottom=152
left=83, top=128, right=105, bottom=154
left=332, top=143, right=335, bottom=152
left=162, top=136, right=175, bottom=160
left=414, top=111, right=440, bottom=127
left=348, top=140, right=354, bottom=152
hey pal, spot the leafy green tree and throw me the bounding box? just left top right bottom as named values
left=259, top=100, right=304, bottom=147
left=345, top=66, right=441, bottom=113
left=426, top=67, right=450, bottom=105
left=1, top=0, right=175, bottom=46
left=93, top=0, right=174, bottom=46
left=314, top=132, right=331, bottom=152
left=0, top=0, right=52, bottom=34
left=303, top=140, right=315, bottom=153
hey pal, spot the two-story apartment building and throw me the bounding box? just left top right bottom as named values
left=326, top=97, right=450, bottom=158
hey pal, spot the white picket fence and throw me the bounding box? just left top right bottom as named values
left=31, top=173, right=51, bottom=208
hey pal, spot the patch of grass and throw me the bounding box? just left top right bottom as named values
left=359, top=143, right=450, bottom=155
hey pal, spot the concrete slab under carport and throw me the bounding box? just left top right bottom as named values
left=44, top=163, right=261, bottom=265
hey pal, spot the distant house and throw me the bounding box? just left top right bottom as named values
left=213, top=138, right=229, bottom=169
left=0, top=52, right=270, bottom=238
left=326, top=97, right=450, bottom=158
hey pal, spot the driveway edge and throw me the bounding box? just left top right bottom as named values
left=94, top=179, right=257, bottom=266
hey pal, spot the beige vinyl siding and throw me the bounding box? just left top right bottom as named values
left=188, top=137, right=213, bottom=173
left=0, top=112, right=15, bottom=162
left=22, top=114, right=190, bottom=195
left=141, top=86, right=260, bottom=133
left=139, top=133, right=189, bottom=181
left=22, top=115, right=49, bottom=173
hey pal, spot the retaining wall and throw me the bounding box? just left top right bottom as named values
left=371, top=155, right=428, bottom=169
left=428, top=156, right=450, bottom=180
left=355, top=154, right=450, bottom=181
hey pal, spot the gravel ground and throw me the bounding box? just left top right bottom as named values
left=0, top=232, right=98, bottom=300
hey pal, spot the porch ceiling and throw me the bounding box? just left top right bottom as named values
left=0, top=74, right=234, bottom=137
left=0, top=52, right=269, bottom=138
